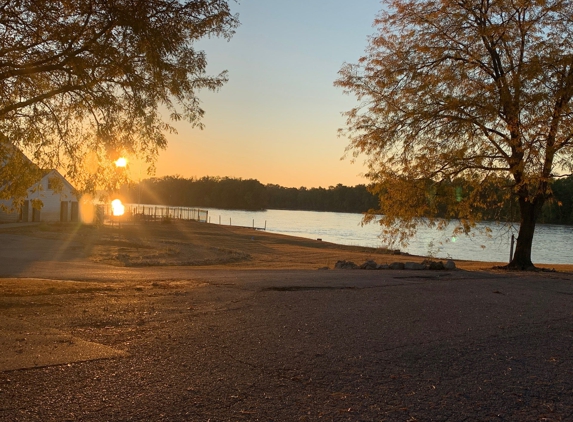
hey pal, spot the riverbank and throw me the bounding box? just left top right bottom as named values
left=197, top=207, right=573, bottom=265
left=1, top=219, right=571, bottom=272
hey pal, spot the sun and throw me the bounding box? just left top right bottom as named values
left=115, top=157, right=128, bottom=168
left=111, top=199, right=125, bottom=216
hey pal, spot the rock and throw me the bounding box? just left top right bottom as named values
left=423, top=260, right=446, bottom=270
left=392, top=249, right=401, bottom=255
left=377, top=264, right=389, bottom=270
left=360, top=260, right=378, bottom=270
left=430, top=261, right=445, bottom=270
left=389, top=262, right=405, bottom=270
left=404, top=262, right=426, bottom=270
left=334, top=260, right=358, bottom=270
left=445, top=259, right=456, bottom=270
left=317, top=266, right=329, bottom=270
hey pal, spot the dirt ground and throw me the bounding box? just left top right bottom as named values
left=1, top=221, right=572, bottom=421
left=1, top=220, right=570, bottom=273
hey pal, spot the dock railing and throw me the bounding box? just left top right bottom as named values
left=101, top=204, right=208, bottom=224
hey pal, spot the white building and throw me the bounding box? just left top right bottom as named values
left=0, top=169, right=79, bottom=223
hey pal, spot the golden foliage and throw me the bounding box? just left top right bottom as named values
left=337, top=0, right=573, bottom=265
left=0, top=0, right=238, bottom=197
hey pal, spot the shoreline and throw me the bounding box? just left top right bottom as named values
left=198, top=207, right=573, bottom=266
left=0, top=220, right=571, bottom=273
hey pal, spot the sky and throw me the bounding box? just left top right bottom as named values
left=153, top=0, right=382, bottom=189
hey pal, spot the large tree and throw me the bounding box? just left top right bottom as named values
left=336, top=0, right=573, bottom=269
left=0, top=0, right=237, bottom=200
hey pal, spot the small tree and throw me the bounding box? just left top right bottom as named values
left=336, top=0, right=573, bottom=269
left=0, top=0, right=238, bottom=198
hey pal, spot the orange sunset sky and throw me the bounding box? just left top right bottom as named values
left=152, top=1, right=382, bottom=188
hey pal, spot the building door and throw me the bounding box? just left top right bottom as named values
left=32, top=207, right=41, bottom=222
left=21, top=201, right=29, bottom=222
left=60, top=202, right=69, bottom=222
left=71, top=202, right=79, bottom=222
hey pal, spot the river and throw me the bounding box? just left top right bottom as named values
left=202, top=208, right=572, bottom=265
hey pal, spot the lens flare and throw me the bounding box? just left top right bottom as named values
left=79, top=194, right=95, bottom=224
left=111, top=199, right=125, bottom=216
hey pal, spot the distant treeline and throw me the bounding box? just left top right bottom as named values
left=469, top=175, right=573, bottom=225
left=541, top=175, right=573, bottom=225
left=121, top=176, right=379, bottom=213
left=121, top=174, right=573, bottom=224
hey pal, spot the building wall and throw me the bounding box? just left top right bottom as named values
left=26, top=172, right=77, bottom=222
left=0, top=171, right=78, bottom=223
left=36, top=191, right=63, bottom=222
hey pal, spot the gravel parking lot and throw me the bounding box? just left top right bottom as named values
left=1, top=225, right=572, bottom=421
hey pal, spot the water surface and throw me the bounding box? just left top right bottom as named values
left=204, top=208, right=572, bottom=265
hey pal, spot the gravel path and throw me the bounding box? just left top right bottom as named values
left=1, top=267, right=573, bottom=421
left=1, top=229, right=572, bottom=421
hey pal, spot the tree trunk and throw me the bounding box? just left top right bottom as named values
left=508, top=196, right=544, bottom=270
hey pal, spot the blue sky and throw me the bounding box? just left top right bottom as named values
left=155, top=0, right=382, bottom=188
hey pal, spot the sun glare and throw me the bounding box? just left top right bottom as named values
left=111, top=199, right=125, bottom=216
left=115, top=157, right=128, bottom=167
left=79, top=194, right=95, bottom=224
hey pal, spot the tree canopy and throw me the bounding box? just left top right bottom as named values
left=0, top=0, right=238, bottom=200
left=336, top=0, right=573, bottom=269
